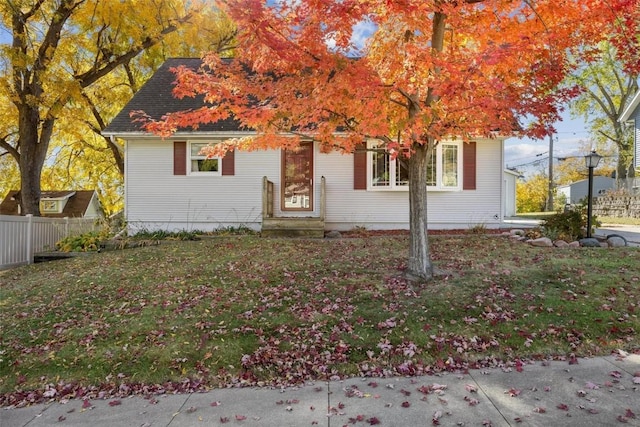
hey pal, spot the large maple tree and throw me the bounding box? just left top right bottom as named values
left=144, top=0, right=636, bottom=281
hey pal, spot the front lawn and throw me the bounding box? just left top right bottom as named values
left=1, top=234, right=638, bottom=404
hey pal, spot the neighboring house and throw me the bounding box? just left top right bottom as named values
left=620, top=90, right=640, bottom=171
left=103, top=58, right=510, bottom=235
left=0, top=190, right=103, bottom=219
left=556, top=177, right=616, bottom=205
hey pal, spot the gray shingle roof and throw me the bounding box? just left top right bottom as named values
left=103, top=58, right=242, bottom=135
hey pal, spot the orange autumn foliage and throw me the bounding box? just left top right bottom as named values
left=142, top=0, right=636, bottom=154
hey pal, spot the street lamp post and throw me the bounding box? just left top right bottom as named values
left=584, top=151, right=602, bottom=238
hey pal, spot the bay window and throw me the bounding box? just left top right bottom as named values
left=368, top=141, right=462, bottom=191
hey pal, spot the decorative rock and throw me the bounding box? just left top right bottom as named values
left=568, top=241, right=581, bottom=248
left=554, top=240, right=569, bottom=248
left=529, top=237, right=553, bottom=247
left=325, top=230, right=342, bottom=239
left=579, top=238, right=601, bottom=247
left=606, top=234, right=628, bottom=247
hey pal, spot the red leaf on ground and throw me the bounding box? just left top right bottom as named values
left=220, top=417, right=229, bottom=423
left=82, top=400, right=92, bottom=408
left=507, top=388, right=521, bottom=397
left=368, top=417, right=381, bottom=425
left=58, top=415, right=66, bottom=422
left=610, top=371, right=623, bottom=378
left=625, top=409, right=636, bottom=419
left=557, top=403, right=569, bottom=411
left=401, top=401, right=411, bottom=408
left=533, top=407, right=546, bottom=413
left=210, top=401, right=221, bottom=407
left=235, top=414, right=247, bottom=420
left=464, top=396, right=480, bottom=406
left=108, top=400, right=121, bottom=406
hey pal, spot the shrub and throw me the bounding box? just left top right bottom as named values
left=467, top=223, right=487, bottom=234
left=541, top=204, right=600, bottom=241
left=56, top=231, right=109, bottom=252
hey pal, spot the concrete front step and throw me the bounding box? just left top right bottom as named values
left=261, top=217, right=325, bottom=238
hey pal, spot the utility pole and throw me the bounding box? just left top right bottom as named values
left=546, top=132, right=554, bottom=211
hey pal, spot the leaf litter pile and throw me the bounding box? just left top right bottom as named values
left=1, top=234, right=638, bottom=406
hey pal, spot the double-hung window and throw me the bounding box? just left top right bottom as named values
left=368, top=140, right=462, bottom=191
left=370, top=142, right=409, bottom=189
left=189, top=142, right=221, bottom=175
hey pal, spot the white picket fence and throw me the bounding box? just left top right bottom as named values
left=0, top=214, right=98, bottom=270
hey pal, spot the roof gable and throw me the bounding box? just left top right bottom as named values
left=0, top=190, right=101, bottom=218
left=103, top=58, right=242, bottom=135
left=620, top=90, right=640, bottom=122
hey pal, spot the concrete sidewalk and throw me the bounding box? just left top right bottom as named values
left=3, top=355, right=639, bottom=427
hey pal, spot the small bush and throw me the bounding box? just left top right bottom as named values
left=541, top=204, right=600, bottom=241
left=56, top=231, right=108, bottom=252
left=467, top=223, right=487, bottom=234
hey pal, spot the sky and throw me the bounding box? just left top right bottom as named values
left=504, top=114, right=594, bottom=176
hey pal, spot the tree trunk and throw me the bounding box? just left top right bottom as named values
left=18, top=106, right=48, bottom=216
left=406, top=142, right=433, bottom=282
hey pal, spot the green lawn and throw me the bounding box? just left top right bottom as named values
left=1, top=234, right=638, bottom=403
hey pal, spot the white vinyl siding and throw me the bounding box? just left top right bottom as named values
left=125, top=137, right=504, bottom=232
left=317, top=138, right=504, bottom=230
left=125, top=139, right=277, bottom=232
left=633, top=110, right=640, bottom=170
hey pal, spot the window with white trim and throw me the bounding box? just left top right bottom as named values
left=368, top=141, right=462, bottom=191
left=40, top=200, right=60, bottom=213
left=189, top=142, right=221, bottom=175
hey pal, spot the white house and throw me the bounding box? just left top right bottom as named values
left=103, top=59, right=510, bottom=235
left=620, top=90, right=640, bottom=171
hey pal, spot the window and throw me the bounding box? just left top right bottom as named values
left=40, top=200, right=60, bottom=213
left=368, top=141, right=462, bottom=191
left=369, top=141, right=409, bottom=189
left=189, top=142, right=221, bottom=175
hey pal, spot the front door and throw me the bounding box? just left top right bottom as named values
left=282, top=142, right=313, bottom=211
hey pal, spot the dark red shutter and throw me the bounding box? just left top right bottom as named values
left=174, top=141, right=186, bottom=175
left=353, top=144, right=367, bottom=190
left=221, top=149, right=235, bottom=175
left=463, top=141, right=476, bottom=190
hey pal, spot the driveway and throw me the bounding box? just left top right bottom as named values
left=596, top=225, right=640, bottom=247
